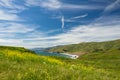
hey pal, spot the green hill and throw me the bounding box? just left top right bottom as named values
left=47, top=39, right=120, bottom=55
left=0, top=45, right=120, bottom=80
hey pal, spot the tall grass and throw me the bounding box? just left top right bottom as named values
left=0, top=46, right=120, bottom=80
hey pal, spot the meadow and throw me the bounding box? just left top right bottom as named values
left=0, top=46, right=120, bottom=80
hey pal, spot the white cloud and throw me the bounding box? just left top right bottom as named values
left=1, top=23, right=120, bottom=48
left=25, top=0, right=40, bottom=6
left=50, top=25, right=120, bottom=45
left=0, top=0, right=26, bottom=11
left=0, top=39, right=23, bottom=43
left=30, top=13, right=120, bottom=47
left=41, top=0, right=61, bottom=10
left=0, top=23, right=35, bottom=33
left=0, top=10, right=20, bottom=21
left=25, top=0, right=61, bottom=10
left=0, top=0, right=119, bottom=48
left=0, top=0, right=26, bottom=21
left=25, top=0, right=104, bottom=10
left=16, top=22, right=120, bottom=48
left=1, top=14, right=119, bottom=48
left=0, top=38, right=24, bottom=47
left=0, top=22, right=43, bottom=48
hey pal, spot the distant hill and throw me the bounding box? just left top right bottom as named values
left=46, top=39, right=120, bottom=55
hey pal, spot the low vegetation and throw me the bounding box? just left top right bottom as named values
left=0, top=39, right=120, bottom=80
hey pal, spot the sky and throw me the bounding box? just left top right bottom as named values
left=0, top=0, right=120, bottom=48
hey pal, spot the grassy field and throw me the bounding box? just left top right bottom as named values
left=0, top=46, right=120, bottom=80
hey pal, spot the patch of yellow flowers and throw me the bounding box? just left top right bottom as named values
left=1, top=49, right=64, bottom=65
left=41, top=56, right=64, bottom=65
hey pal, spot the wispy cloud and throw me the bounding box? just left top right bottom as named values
left=0, top=0, right=119, bottom=48
left=16, top=20, right=120, bottom=48
left=25, top=0, right=61, bottom=10
left=72, top=14, right=88, bottom=19
left=94, top=0, right=120, bottom=25
left=27, top=13, right=120, bottom=48
left=0, top=0, right=39, bottom=47
left=64, top=14, right=88, bottom=22
left=41, top=0, right=61, bottom=10
left=51, top=15, right=65, bottom=29
left=1, top=22, right=119, bottom=48
left=61, top=16, right=65, bottom=29
left=52, top=14, right=88, bottom=23
left=45, top=29, right=61, bottom=34
left=0, top=0, right=26, bottom=12
left=25, top=0, right=104, bottom=10
left=0, top=22, right=43, bottom=48
left=103, top=0, right=120, bottom=14
left=0, top=0, right=26, bottom=9
left=0, top=0, right=27, bottom=21
left=0, top=22, right=35, bottom=33
left=21, top=25, right=120, bottom=48
left=62, top=4, right=103, bottom=10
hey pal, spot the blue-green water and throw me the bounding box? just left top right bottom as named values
left=31, top=49, right=78, bottom=59
left=34, top=50, right=70, bottom=58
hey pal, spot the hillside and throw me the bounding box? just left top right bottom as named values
left=0, top=46, right=120, bottom=80
left=47, top=39, right=120, bottom=55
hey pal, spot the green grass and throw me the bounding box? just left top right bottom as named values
left=79, top=49, right=120, bottom=72
left=0, top=46, right=120, bottom=80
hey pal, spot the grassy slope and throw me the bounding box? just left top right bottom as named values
left=0, top=46, right=120, bottom=80
left=79, top=49, right=120, bottom=73
left=46, top=39, right=120, bottom=79
left=47, top=39, right=120, bottom=54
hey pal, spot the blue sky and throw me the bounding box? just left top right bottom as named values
left=0, top=0, right=120, bottom=48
